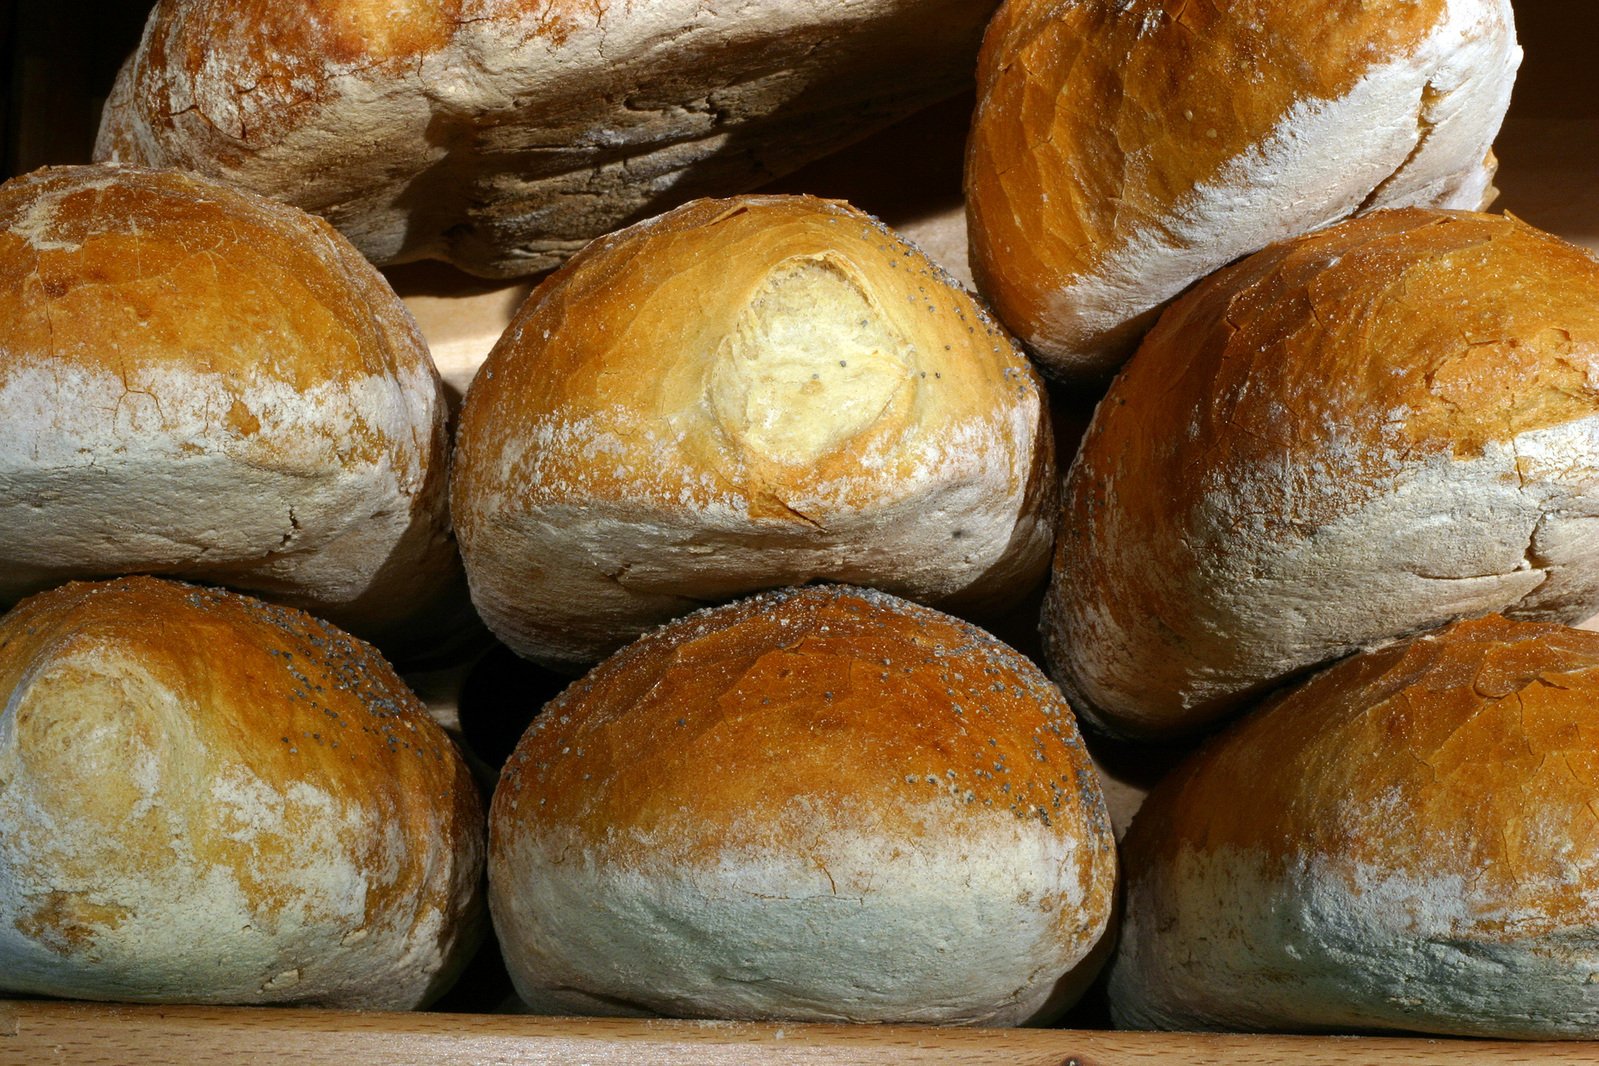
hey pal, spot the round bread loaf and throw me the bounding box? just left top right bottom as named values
left=0, top=164, right=463, bottom=654
left=96, top=0, right=1001, bottom=279
left=1046, top=208, right=1599, bottom=739
left=0, top=576, right=484, bottom=1008
left=488, top=584, right=1117, bottom=1025
left=1111, top=613, right=1599, bottom=1037
left=965, top=0, right=1519, bottom=380
left=452, top=195, right=1056, bottom=672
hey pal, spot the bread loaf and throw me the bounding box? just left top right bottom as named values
left=965, top=0, right=1519, bottom=380
left=1046, top=208, right=1599, bottom=739
left=452, top=195, right=1056, bottom=672
left=0, top=576, right=484, bottom=1008
left=1111, top=613, right=1599, bottom=1038
left=96, top=0, right=1002, bottom=278
left=488, top=584, right=1117, bottom=1025
left=0, top=163, right=464, bottom=655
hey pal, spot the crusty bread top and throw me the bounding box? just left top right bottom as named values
left=1129, top=613, right=1599, bottom=880
left=1095, top=208, right=1599, bottom=529
left=1049, top=207, right=1599, bottom=738
left=0, top=576, right=480, bottom=843
left=0, top=164, right=435, bottom=399
left=493, top=584, right=1112, bottom=878
left=967, top=0, right=1518, bottom=378
left=455, top=194, right=1044, bottom=526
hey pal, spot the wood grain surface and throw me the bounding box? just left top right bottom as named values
left=2, top=1000, right=1596, bottom=1066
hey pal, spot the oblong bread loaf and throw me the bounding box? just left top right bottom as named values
left=96, top=0, right=1002, bottom=278
left=1046, top=208, right=1599, bottom=739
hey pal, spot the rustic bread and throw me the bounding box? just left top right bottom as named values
left=1111, top=614, right=1599, bottom=1037
left=96, top=0, right=1002, bottom=279
left=488, top=584, right=1118, bottom=1025
left=966, top=0, right=1519, bottom=380
left=452, top=194, right=1056, bottom=672
left=0, top=163, right=464, bottom=655
left=1046, top=208, right=1599, bottom=739
left=0, top=576, right=484, bottom=1008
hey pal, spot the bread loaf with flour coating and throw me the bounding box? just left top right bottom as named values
left=0, top=164, right=463, bottom=655
left=0, top=576, right=483, bottom=1008
left=489, top=584, right=1117, bottom=1024
left=97, top=0, right=1002, bottom=278
left=453, top=194, right=1055, bottom=671
left=1111, top=614, right=1599, bottom=1038
left=1047, top=208, right=1599, bottom=739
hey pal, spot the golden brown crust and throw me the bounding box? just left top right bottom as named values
left=966, top=0, right=1517, bottom=377
left=495, top=584, right=1108, bottom=851
left=0, top=164, right=425, bottom=397
left=489, top=583, right=1117, bottom=1023
left=452, top=194, right=1056, bottom=669
left=457, top=194, right=1036, bottom=517
left=0, top=576, right=484, bottom=1007
left=1047, top=207, right=1599, bottom=738
left=1111, top=614, right=1599, bottom=1035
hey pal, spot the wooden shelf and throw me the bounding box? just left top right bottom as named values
left=2, top=1000, right=1596, bottom=1066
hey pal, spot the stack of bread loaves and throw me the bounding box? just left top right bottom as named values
left=10, top=0, right=1595, bottom=1046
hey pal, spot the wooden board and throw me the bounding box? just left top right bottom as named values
left=2, top=1000, right=1597, bottom=1066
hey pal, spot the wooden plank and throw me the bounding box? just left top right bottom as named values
left=0, top=1000, right=1594, bottom=1066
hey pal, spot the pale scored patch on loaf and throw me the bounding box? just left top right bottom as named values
left=1037, top=0, right=1517, bottom=367
left=707, top=255, right=915, bottom=467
